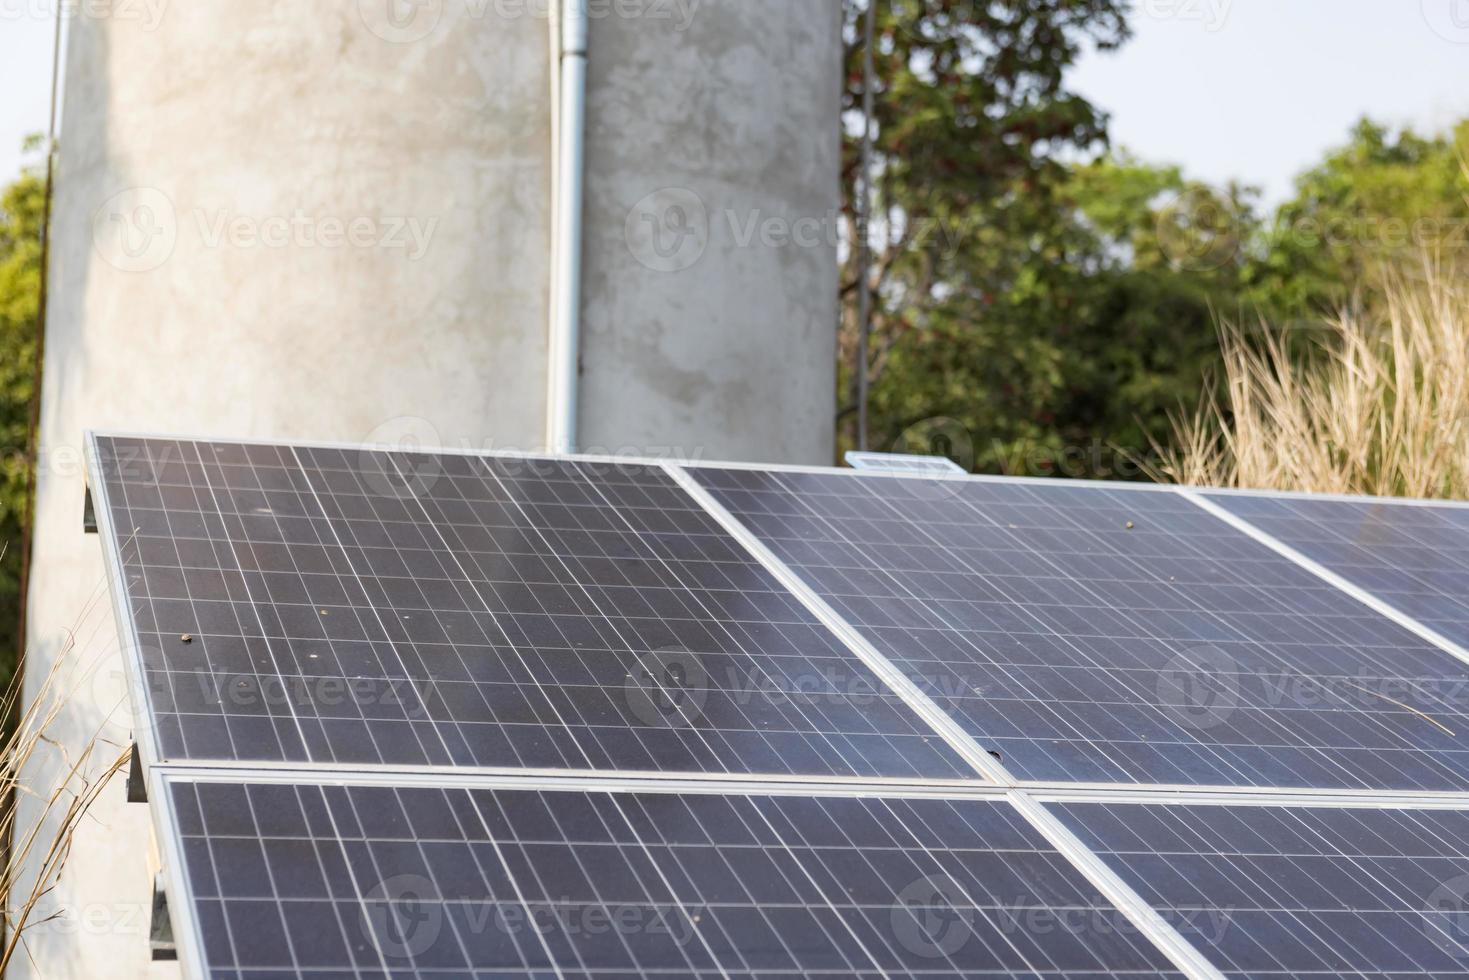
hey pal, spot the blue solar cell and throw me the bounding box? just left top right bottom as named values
left=90, top=436, right=972, bottom=779
left=169, top=778, right=1185, bottom=979
left=1205, top=492, right=1469, bottom=650
left=691, top=467, right=1469, bottom=790
left=1050, top=799, right=1469, bottom=978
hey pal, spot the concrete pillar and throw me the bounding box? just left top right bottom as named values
left=18, top=2, right=837, bottom=976
left=578, top=0, right=840, bottom=464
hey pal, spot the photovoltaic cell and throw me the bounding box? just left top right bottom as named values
left=691, top=468, right=1469, bottom=790
left=1205, top=492, right=1469, bottom=652
left=91, top=436, right=972, bottom=779
left=1050, top=799, right=1469, bottom=978
left=170, top=778, right=1183, bottom=979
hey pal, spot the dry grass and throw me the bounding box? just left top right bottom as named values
left=1150, top=260, right=1469, bottom=498
left=0, top=585, right=130, bottom=973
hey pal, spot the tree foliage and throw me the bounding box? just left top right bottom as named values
left=1247, top=118, right=1469, bottom=322
left=840, top=1, right=1469, bottom=481
left=0, top=139, right=44, bottom=679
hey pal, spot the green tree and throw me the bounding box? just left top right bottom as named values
left=1248, top=118, right=1469, bottom=323
left=840, top=0, right=1131, bottom=464
left=864, top=151, right=1257, bottom=477
left=0, top=138, right=45, bottom=680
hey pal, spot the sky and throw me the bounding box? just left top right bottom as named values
left=3, top=3, right=1469, bottom=205
left=0, top=12, right=56, bottom=182
left=1072, top=0, right=1469, bottom=206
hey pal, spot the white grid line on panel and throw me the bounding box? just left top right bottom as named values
left=1008, top=791, right=1228, bottom=980
left=1180, top=488, right=1469, bottom=670
left=664, top=462, right=1013, bottom=785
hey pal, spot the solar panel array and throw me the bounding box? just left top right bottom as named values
left=171, top=778, right=1184, bottom=979
left=690, top=468, right=1469, bottom=791
left=86, top=432, right=1469, bottom=980
left=1051, top=799, right=1469, bottom=977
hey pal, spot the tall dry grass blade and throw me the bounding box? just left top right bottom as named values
left=1162, top=260, right=1469, bottom=498
left=0, top=609, right=132, bottom=972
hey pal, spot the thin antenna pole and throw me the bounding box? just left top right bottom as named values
left=17, top=8, right=65, bottom=666
left=854, top=0, right=877, bottom=452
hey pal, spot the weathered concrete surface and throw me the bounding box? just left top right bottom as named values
left=19, top=1, right=838, bottom=977
left=19, top=5, right=551, bottom=977
left=579, top=0, right=840, bottom=464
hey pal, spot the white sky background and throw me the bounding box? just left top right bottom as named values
left=0, top=11, right=56, bottom=182
left=3, top=3, right=1469, bottom=204
left=1072, top=0, right=1469, bottom=207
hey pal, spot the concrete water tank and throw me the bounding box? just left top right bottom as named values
left=18, top=3, right=838, bottom=976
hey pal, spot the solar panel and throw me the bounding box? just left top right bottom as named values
left=90, top=436, right=973, bottom=779
left=1203, top=492, right=1469, bottom=654
left=1049, top=798, right=1469, bottom=977
left=689, top=467, right=1469, bottom=791
left=165, top=776, right=1185, bottom=979
left=90, top=433, right=1469, bottom=979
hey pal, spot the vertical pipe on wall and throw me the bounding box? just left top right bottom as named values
left=546, top=0, right=589, bottom=454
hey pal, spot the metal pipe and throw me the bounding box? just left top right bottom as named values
left=854, top=0, right=877, bottom=453
left=546, top=0, right=589, bottom=455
